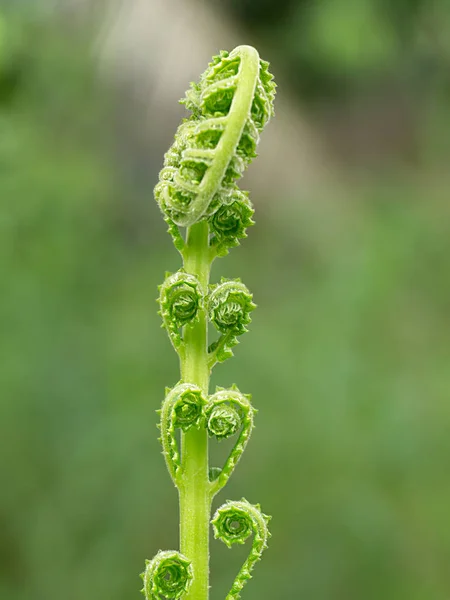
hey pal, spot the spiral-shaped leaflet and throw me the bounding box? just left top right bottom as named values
left=209, top=189, right=254, bottom=257
left=205, top=387, right=255, bottom=495
left=212, top=500, right=271, bottom=600
left=207, top=404, right=240, bottom=439
left=208, top=279, right=255, bottom=335
left=154, top=46, right=275, bottom=229
left=141, top=550, right=193, bottom=600
left=159, top=383, right=207, bottom=485
left=208, top=279, right=256, bottom=366
left=158, top=270, right=203, bottom=352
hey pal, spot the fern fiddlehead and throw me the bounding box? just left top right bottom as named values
left=154, top=46, right=274, bottom=229
left=143, top=45, right=275, bottom=600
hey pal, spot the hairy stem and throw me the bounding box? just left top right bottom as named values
left=180, top=220, right=211, bottom=600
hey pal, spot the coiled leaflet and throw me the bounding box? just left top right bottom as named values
left=206, top=386, right=254, bottom=495
left=211, top=499, right=271, bottom=600
left=141, top=550, right=193, bottom=600
left=158, top=270, right=203, bottom=352
left=208, top=279, right=255, bottom=335
left=208, top=279, right=256, bottom=366
left=209, top=189, right=254, bottom=258
left=207, top=404, right=240, bottom=439
left=159, top=383, right=207, bottom=485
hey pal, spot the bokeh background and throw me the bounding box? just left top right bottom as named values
left=1, top=1, right=450, bottom=599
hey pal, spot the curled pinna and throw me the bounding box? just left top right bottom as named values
left=208, top=279, right=255, bottom=335
left=141, top=550, right=193, bottom=600
left=154, top=45, right=275, bottom=228
left=208, top=279, right=256, bottom=366
left=211, top=499, right=271, bottom=600
left=159, top=383, right=207, bottom=485
left=158, top=270, right=203, bottom=352
left=206, top=403, right=240, bottom=440
left=209, top=189, right=254, bottom=257
left=206, top=386, right=254, bottom=494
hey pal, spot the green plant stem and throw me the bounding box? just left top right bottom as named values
left=180, top=220, right=211, bottom=600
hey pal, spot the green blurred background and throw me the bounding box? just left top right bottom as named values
left=1, top=1, right=449, bottom=599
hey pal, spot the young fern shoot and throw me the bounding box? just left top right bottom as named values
left=142, top=45, right=275, bottom=600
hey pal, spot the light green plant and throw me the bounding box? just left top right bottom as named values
left=141, top=45, right=275, bottom=600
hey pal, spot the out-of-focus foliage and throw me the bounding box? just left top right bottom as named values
left=211, top=0, right=450, bottom=170
left=1, top=4, right=450, bottom=600
left=0, top=9, right=169, bottom=600
left=213, top=0, right=450, bottom=102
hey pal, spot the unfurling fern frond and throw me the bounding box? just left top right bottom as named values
left=146, top=44, right=275, bottom=600
left=154, top=46, right=275, bottom=229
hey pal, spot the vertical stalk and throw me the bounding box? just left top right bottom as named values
left=180, top=220, right=211, bottom=600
